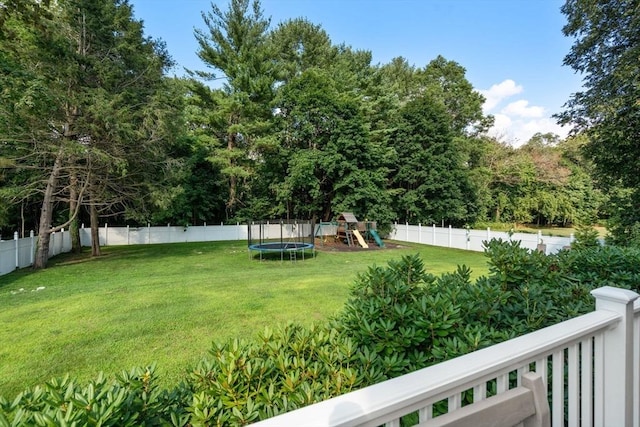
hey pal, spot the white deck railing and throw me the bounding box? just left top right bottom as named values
left=253, top=286, right=640, bottom=427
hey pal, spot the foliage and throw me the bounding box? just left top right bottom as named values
left=558, top=245, right=640, bottom=292
left=270, top=67, right=393, bottom=223
left=2, top=238, right=640, bottom=423
left=0, top=0, right=181, bottom=265
left=558, top=0, right=640, bottom=243
left=0, top=365, right=190, bottom=426
left=391, top=95, right=478, bottom=225
left=1, top=0, right=610, bottom=239
left=193, top=0, right=276, bottom=219
left=571, top=225, right=601, bottom=250
left=188, top=324, right=381, bottom=425
left=604, top=188, right=640, bottom=248
left=336, top=255, right=440, bottom=374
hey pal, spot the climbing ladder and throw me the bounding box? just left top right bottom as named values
left=345, top=230, right=354, bottom=247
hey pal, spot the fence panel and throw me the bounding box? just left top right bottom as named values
left=0, top=239, right=15, bottom=276
left=389, top=223, right=572, bottom=255
left=18, top=234, right=34, bottom=268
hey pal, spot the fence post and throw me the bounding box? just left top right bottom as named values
left=465, top=227, right=470, bottom=250
left=448, top=225, right=452, bottom=248
left=405, top=222, right=409, bottom=242
left=104, top=223, right=108, bottom=246
left=591, top=286, right=639, bottom=427
left=487, top=227, right=491, bottom=241
left=432, top=224, right=436, bottom=245
left=147, top=223, right=150, bottom=244
left=14, top=231, right=18, bottom=269
left=418, top=223, right=422, bottom=244
left=127, top=225, right=130, bottom=245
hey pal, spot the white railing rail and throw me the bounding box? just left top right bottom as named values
left=253, top=286, right=640, bottom=427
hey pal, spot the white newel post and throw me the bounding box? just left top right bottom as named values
left=14, top=231, right=18, bottom=268
left=591, top=286, right=639, bottom=427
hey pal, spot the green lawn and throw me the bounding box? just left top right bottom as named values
left=0, top=240, right=489, bottom=398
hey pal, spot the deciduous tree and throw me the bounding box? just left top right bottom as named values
left=559, top=0, right=640, bottom=243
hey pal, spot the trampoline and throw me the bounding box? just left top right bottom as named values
left=247, top=220, right=315, bottom=261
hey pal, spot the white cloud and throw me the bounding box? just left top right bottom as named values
left=478, top=79, right=523, bottom=112
left=480, top=79, right=570, bottom=147
left=493, top=113, right=512, bottom=130
left=488, top=116, right=571, bottom=147
left=501, top=100, right=545, bottom=118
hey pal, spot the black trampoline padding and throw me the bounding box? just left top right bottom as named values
left=248, top=242, right=314, bottom=252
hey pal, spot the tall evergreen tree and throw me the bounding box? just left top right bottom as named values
left=0, top=0, right=179, bottom=267
left=194, top=0, right=276, bottom=219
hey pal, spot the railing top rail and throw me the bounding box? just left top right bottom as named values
left=252, top=309, right=620, bottom=427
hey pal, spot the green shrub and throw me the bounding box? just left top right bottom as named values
left=483, top=238, right=593, bottom=330
left=334, top=255, right=507, bottom=376
left=558, top=245, right=640, bottom=293
left=571, top=225, right=601, bottom=250
left=188, top=323, right=384, bottom=425
left=0, top=365, right=190, bottom=426
left=4, top=241, right=640, bottom=425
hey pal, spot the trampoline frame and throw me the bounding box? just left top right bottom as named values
left=247, top=220, right=315, bottom=261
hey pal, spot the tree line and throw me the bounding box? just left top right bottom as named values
left=1, top=0, right=637, bottom=268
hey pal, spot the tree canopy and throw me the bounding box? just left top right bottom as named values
left=0, top=0, right=609, bottom=259
left=559, top=0, right=640, bottom=244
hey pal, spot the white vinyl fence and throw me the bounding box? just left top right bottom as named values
left=1, top=222, right=574, bottom=277
left=0, top=230, right=70, bottom=276
left=388, top=222, right=573, bottom=255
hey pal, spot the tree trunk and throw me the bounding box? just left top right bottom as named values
left=33, top=150, right=64, bottom=269
left=69, top=172, right=82, bottom=253
left=89, top=194, right=101, bottom=257
left=226, top=132, right=236, bottom=219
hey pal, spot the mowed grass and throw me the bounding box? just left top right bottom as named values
left=0, top=240, right=489, bottom=398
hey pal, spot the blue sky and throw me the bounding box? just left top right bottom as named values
left=130, top=0, right=583, bottom=146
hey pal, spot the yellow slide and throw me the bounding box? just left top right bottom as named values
left=352, top=229, right=369, bottom=248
